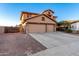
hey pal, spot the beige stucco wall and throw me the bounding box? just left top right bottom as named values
left=21, top=13, right=38, bottom=24
left=22, top=13, right=38, bottom=20
left=27, top=15, right=56, bottom=24
left=0, top=26, right=4, bottom=33
left=31, top=14, right=38, bottom=17
left=22, top=13, right=28, bottom=20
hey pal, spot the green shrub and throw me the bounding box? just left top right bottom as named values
left=65, top=29, right=72, bottom=33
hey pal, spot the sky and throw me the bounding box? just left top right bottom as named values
left=0, top=3, right=79, bottom=26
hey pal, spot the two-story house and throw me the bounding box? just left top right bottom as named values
left=20, top=9, right=57, bottom=33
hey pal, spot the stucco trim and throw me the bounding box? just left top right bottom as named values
left=27, top=22, right=55, bottom=25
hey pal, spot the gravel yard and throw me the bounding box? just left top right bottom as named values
left=0, top=33, right=46, bottom=56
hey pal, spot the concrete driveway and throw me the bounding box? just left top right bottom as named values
left=30, top=32, right=79, bottom=56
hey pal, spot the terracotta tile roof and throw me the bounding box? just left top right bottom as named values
left=21, top=11, right=39, bottom=15
left=42, top=9, right=54, bottom=14
left=20, top=11, right=39, bottom=20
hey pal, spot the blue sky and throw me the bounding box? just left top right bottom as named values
left=0, top=3, right=79, bottom=26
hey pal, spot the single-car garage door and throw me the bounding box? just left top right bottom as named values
left=28, top=24, right=46, bottom=33
left=47, top=24, right=55, bottom=32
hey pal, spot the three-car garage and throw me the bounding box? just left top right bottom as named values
left=26, top=23, right=56, bottom=33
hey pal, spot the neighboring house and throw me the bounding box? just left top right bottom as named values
left=57, top=20, right=74, bottom=31
left=20, top=9, right=57, bottom=33
left=71, top=20, right=79, bottom=32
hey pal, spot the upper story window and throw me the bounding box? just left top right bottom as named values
left=27, top=13, right=31, bottom=18
left=42, top=17, right=45, bottom=21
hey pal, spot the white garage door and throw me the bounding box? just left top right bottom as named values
left=28, top=24, right=46, bottom=33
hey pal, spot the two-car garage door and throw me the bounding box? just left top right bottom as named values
left=27, top=24, right=55, bottom=33
left=27, top=24, right=45, bottom=33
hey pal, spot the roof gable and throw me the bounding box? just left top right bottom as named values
left=26, top=14, right=56, bottom=24
left=26, top=14, right=56, bottom=22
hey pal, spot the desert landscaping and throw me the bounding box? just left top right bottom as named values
left=0, top=33, right=46, bottom=56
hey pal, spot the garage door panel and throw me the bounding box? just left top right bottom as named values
left=28, top=24, right=45, bottom=33
left=47, top=25, right=55, bottom=32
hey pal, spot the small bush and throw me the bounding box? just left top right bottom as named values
left=76, top=31, right=79, bottom=34
left=65, top=29, right=72, bottom=33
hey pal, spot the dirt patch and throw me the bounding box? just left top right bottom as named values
left=0, top=33, right=47, bottom=56
left=69, top=33, right=79, bottom=36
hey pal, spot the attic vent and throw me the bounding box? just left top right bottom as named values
left=42, top=17, right=45, bottom=21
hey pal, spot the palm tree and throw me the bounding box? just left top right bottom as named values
left=63, top=21, right=71, bottom=29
